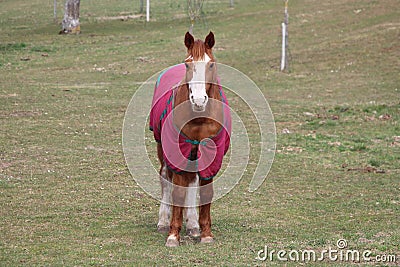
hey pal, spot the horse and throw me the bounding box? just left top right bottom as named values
left=149, top=31, right=231, bottom=247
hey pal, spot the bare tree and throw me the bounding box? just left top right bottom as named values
left=139, top=0, right=144, bottom=13
left=54, top=0, right=57, bottom=23
left=60, top=0, right=80, bottom=34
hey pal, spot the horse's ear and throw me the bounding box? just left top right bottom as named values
left=205, top=31, right=215, bottom=49
left=185, top=32, right=194, bottom=50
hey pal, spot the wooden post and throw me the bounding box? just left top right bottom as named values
left=281, top=0, right=289, bottom=72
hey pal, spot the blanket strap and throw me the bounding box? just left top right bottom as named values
left=185, top=139, right=207, bottom=146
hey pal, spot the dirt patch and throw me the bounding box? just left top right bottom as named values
left=0, top=110, right=42, bottom=118
left=0, top=93, right=18, bottom=98
left=96, top=15, right=142, bottom=21
left=0, top=162, right=13, bottom=169
left=342, top=164, right=385, bottom=174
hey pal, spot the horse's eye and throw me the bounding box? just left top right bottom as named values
left=185, top=63, right=189, bottom=69
left=209, top=63, right=214, bottom=68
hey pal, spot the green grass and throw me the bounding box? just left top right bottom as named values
left=1, top=0, right=399, bottom=266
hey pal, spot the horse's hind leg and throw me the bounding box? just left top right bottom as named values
left=157, top=143, right=171, bottom=233
left=157, top=163, right=171, bottom=233
left=184, top=174, right=200, bottom=238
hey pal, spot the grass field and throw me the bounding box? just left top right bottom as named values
left=1, top=0, right=399, bottom=265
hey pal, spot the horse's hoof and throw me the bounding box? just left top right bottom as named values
left=165, top=236, right=180, bottom=247
left=157, top=225, right=169, bottom=234
left=186, top=228, right=200, bottom=238
left=200, top=236, right=214, bottom=244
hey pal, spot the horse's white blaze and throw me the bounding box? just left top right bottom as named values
left=185, top=175, right=199, bottom=230
left=188, top=54, right=211, bottom=111
left=157, top=164, right=171, bottom=228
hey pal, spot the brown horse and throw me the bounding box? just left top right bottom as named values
left=149, top=32, right=231, bottom=247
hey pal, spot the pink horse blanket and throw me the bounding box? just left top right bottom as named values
left=149, top=64, right=231, bottom=180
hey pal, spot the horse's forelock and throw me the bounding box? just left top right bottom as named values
left=189, top=40, right=212, bottom=61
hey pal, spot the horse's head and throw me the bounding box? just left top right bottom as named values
left=184, top=31, right=216, bottom=112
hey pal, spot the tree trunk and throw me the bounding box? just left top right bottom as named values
left=54, top=0, right=57, bottom=23
left=60, top=0, right=80, bottom=34
left=139, top=0, right=144, bottom=13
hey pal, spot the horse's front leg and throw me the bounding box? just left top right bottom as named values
left=184, top=174, right=200, bottom=238
left=166, top=172, right=192, bottom=247
left=199, top=178, right=214, bottom=243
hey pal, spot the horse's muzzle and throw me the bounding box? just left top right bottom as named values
left=191, top=96, right=208, bottom=112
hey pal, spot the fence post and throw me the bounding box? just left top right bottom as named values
left=146, top=0, right=150, bottom=21
left=280, top=0, right=289, bottom=72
